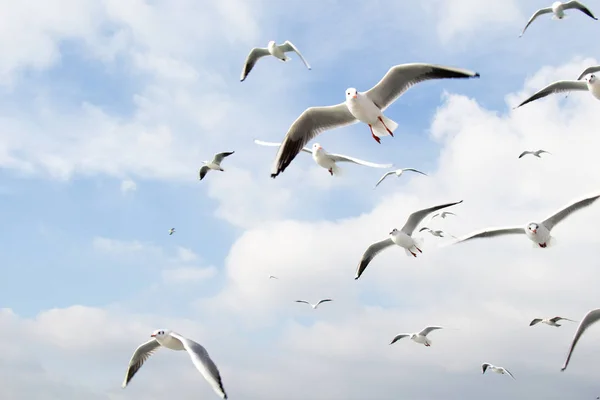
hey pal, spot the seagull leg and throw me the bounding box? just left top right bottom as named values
left=425, top=343, right=430, bottom=347
left=328, top=168, right=333, bottom=176
left=539, top=243, right=547, bottom=248
left=378, top=116, right=394, bottom=137
left=410, top=250, right=417, bottom=257
left=368, top=125, right=381, bottom=144
left=415, top=246, right=422, bottom=253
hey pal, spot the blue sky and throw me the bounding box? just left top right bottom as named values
left=4, top=0, right=600, bottom=399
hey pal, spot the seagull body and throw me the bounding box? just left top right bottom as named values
left=577, top=66, right=600, bottom=80
left=268, top=275, right=278, bottom=280
left=561, top=308, right=600, bottom=371
left=374, top=168, right=427, bottom=188
left=482, top=363, right=515, bottom=379
left=515, top=75, right=600, bottom=108
left=295, top=299, right=333, bottom=309
left=530, top=316, right=576, bottom=327
left=269, top=63, right=480, bottom=178
left=451, top=192, right=600, bottom=248
left=430, top=211, right=456, bottom=220
left=254, top=140, right=392, bottom=176
left=419, top=227, right=455, bottom=238
left=519, top=150, right=551, bottom=159
left=520, top=1, right=597, bottom=37
left=169, top=228, right=176, bottom=235
left=355, top=200, right=463, bottom=280
left=240, top=40, right=311, bottom=82
left=389, top=326, right=443, bottom=347
left=199, top=151, right=235, bottom=181
left=122, top=329, right=227, bottom=399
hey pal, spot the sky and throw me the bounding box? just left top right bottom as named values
left=3, top=0, right=600, bottom=398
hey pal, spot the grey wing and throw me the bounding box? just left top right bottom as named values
left=529, top=318, right=543, bottom=326
left=328, top=153, right=393, bottom=168
left=516, top=80, right=588, bottom=108
left=552, top=316, right=577, bottom=323
left=199, top=165, right=210, bottom=180
left=452, top=226, right=525, bottom=244
left=316, top=299, right=333, bottom=306
left=518, top=151, right=532, bottom=158
left=418, top=326, right=443, bottom=336
left=577, top=65, right=600, bottom=80
left=402, top=168, right=428, bottom=176
left=481, top=363, right=491, bottom=373
left=418, top=227, right=431, bottom=233
left=355, top=238, right=395, bottom=280
left=401, top=200, right=463, bottom=235
left=503, top=368, right=516, bottom=379
left=240, top=47, right=270, bottom=82
left=170, top=333, right=228, bottom=399
left=270, top=104, right=357, bottom=178
left=389, top=334, right=410, bottom=345
left=365, top=63, right=480, bottom=111
left=121, top=339, right=161, bottom=388
left=562, top=309, right=600, bottom=371
left=519, top=7, right=553, bottom=37
left=213, top=151, right=235, bottom=164
left=541, top=193, right=600, bottom=231
left=374, top=171, right=396, bottom=188
left=254, top=139, right=312, bottom=154
left=279, top=40, right=311, bottom=69
left=563, top=1, right=598, bottom=19
left=535, top=150, right=551, bottom=156
left=295, top=300, right=310, bottom=305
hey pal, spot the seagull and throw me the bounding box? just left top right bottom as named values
left=355, top=200, right=463, bottom=280
left=295, top=299, right=333, bottom=309
left=199, top=151, right=235, bottom=181
left=430, top=211, right=456, bottom=220
left=561, top=308, right=600, bottom=371
left=519, top=150, right=551, bottom=159
left=240, top=40, right=311, bottom=82
left=268, top=275, right=278, bottom=280
left=169, top=228, right=176, bottom=235
left=515, top=75, right=600, bottom=108
left=419, top=227, right=456, bottom=238
left=577, top=65, right=600, bottom=80
left=530, top=316, right=576, bottom=327
left=269, top=63, right=480, bottom=178
left=389, top=326, right=443, bottom=347
left=519, top=1, right=597, bottom=37
left=254, top=139, right=392, bottom=176
left=122, top=329, right=227, bottom=399
left=374, top=168, right=428, bottom=188
left=482, top=363, right=516, bottom=379
left=450, top=192, right=600, bottom=248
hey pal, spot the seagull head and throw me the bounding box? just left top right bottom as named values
left=150, top=329, right=169, bottom=339
left=389, top=228, right=398, bottom=235
left=268, top=40, right=276, bottom=46
left=588, top=74, right=597, bottom=84
left=345, top=88, right=358, bottom=100
left=527, top=223, right=538, bottom=235
left=312, top=143, right=323, bottom=151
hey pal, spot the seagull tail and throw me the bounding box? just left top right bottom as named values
left=547, top=236, right=557, bottom=248
left=372, top=115, right=398, bottom=137
left=331, top=163, right=344, bottom=177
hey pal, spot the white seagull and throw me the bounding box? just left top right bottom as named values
left=295, top=299, right=333, bottom=309
left=355, top=200, right=463, bottom=280
left=515, top=75, right=600, bottom=108
left=419, top=227, right=456, bottom=239
left=519, top=1, right=597, bottom=37
left=254, top=139, right=392, bottom=176
left=389, top=326, right=443, bottom=347
left=270, top=63, right=480, bottom=178
left=561, top=309, right=600, bottom=371
left=450, top=192, right=600, bottom=248
left=519, top=149, right=551, bottom=159
left=122, top=329, right=227, bottom=399
left=240, top=40, right=311, bottom=82
left=577, top=65, right=600, bottom=80
left=530, top=316, right=576, bottom=327
left=482, top=363, right=516, bottom=379
left=168, top=228, right=176, bottom=236
left=268, top=275, right=279, bottom=280
left=374, top=168, right=428, bottom=188
left=430, top=211, right=456, bottom=220
left=199, top=151, right=235, bottom=181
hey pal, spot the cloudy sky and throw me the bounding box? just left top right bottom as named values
left=3, top=0, right=600, bottom=399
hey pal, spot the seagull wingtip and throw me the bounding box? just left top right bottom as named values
left=474, top=72, right=480, bottom=78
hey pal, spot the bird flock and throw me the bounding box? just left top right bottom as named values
left=116, top=1, right=600, bottom=398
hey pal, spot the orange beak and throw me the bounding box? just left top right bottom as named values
left=352, top=95, right=357, bottom=99
left=150, top=334, right=156, bottom=337
left=532, top=229, right=537, bottom=234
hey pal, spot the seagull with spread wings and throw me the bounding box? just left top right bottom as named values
left=519, top=1, right=597, bottom=37
left=240, top=40, right=311, bottom=82
left=295, top=299, right=333, bottom=309
left=198, top=151, right=235, bottom=181
left=389, top=326, right=443, bottom=347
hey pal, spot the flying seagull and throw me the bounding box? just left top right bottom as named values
left=240, top=40, right=311, bottom=82
left=519, top=150, right=551, bottom=159
left=430, top=211, right=456, bottom=220
left=389, top=326, right=443, bottom=347
left=254, top=140, right=392, bottom=176
left=270, top=63, right=480, bottom=178
left=295, top=299, right=333, bottom=309
left=355, top=200, right=463, bottom=280
left=268, top=275, right=278, bottom=280
left=519, top=1, right=597, bottom=37
left=530, top=316, right=576, bottom=327
left=482, top=363, right=516, bottom=379
left=515, top=75, right=600, bottom=108
left=199, top=151, right=235, bottom=181
left=577, top=65, right=600, bottom=80
left=374, top=168, right=428, bottom=188
left=450, top=192, right=600, bottom=248
left=169, top=228, right=176, bottom=236
left=561, top=308, right=600, bottom=371
left=419, top=227, right=456, bottom=238
left=122, top=329, right=227, bottom=399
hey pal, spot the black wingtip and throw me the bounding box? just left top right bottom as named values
left=354, top=276, right=359, bottom=280
left=474, top=72, right=480, bottom=78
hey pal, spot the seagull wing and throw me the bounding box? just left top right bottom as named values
left=529, top=318, right=543, bottom=326
left=552, top=316, right=577, bottom=323
left=213, top=151, right=235, bottom=164
left=278, top=41, right=311, bottom=70
left=518, top=151, right=532, bottom=158
left=577, top=65, right=600, bottom=80
left=562, top=1, right=598, bottom=19
left=374, top=171, right=396, bottom=188
left=254, top=139, right=312, bottom=154
left=562, top=309, right=600, bottom=371
left=534, top=150, right=551, bottom=156
left=481, top=363, right=491, bottom=374
left=401, top=168, right=428, bottom=176
left=451, top=226, right=526, bottom=245
left=316, top=299, right=333, bottom=307
left=502, top=368, right=516, bottom=380
left=199, top=165, right=210, bottom=181
left=418, top=227, right=431, bottom=233
left=401, top=200, right=463, bottom=235
left=169, top=332, right=228, bottom=399
left=295, top=300, right=310, bottom=305
left=365, top=63, right=479, bottom=111
left=418, top=326, right=443, bottom=336
left=121, top=339, right=161, bottom=388
left=240, top=47, right=270, bottom=82
left=519, top=7, right=553, bottom=36
left=389, top=334, right=410, bottom=345
left=516, top=80, right=588, bottom=108
left=271, top=104, right=358, bottom=178
left=541, top=192, right=600, bottom=231
left=355, top=238, right=395, bottom=280
left=328, top=153, right=393, bottom=168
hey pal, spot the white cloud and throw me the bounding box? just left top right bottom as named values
left=173, top=246, right=199, bottom=263
left=162, top=266, right=217, bottom=284
left=120, top=178, right=137, bottom=193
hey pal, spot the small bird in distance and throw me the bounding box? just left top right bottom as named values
left=374, top=168, right=427, bottom=188
left=481, top=363, right=515, bottom=379
left=295, top=299, right=333, bottom=309
left=168, top=228, right=176, bottom=235
left=529, top=316, right=576, bottom=327
left=199, top=151, right=235, bottom=181
left=518, top=150, right=551, bottom=159
left=240, top=40, right=311, bottom=82
left=419, top=227, right=456, bottom=238
left=389, top=326, right=443, bottom=347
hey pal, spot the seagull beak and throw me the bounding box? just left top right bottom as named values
left=150, top=334, right=156, bottom=337
left=352, top=94, right=357, bottom=99
left=532, top=229, right=537, bottom=234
